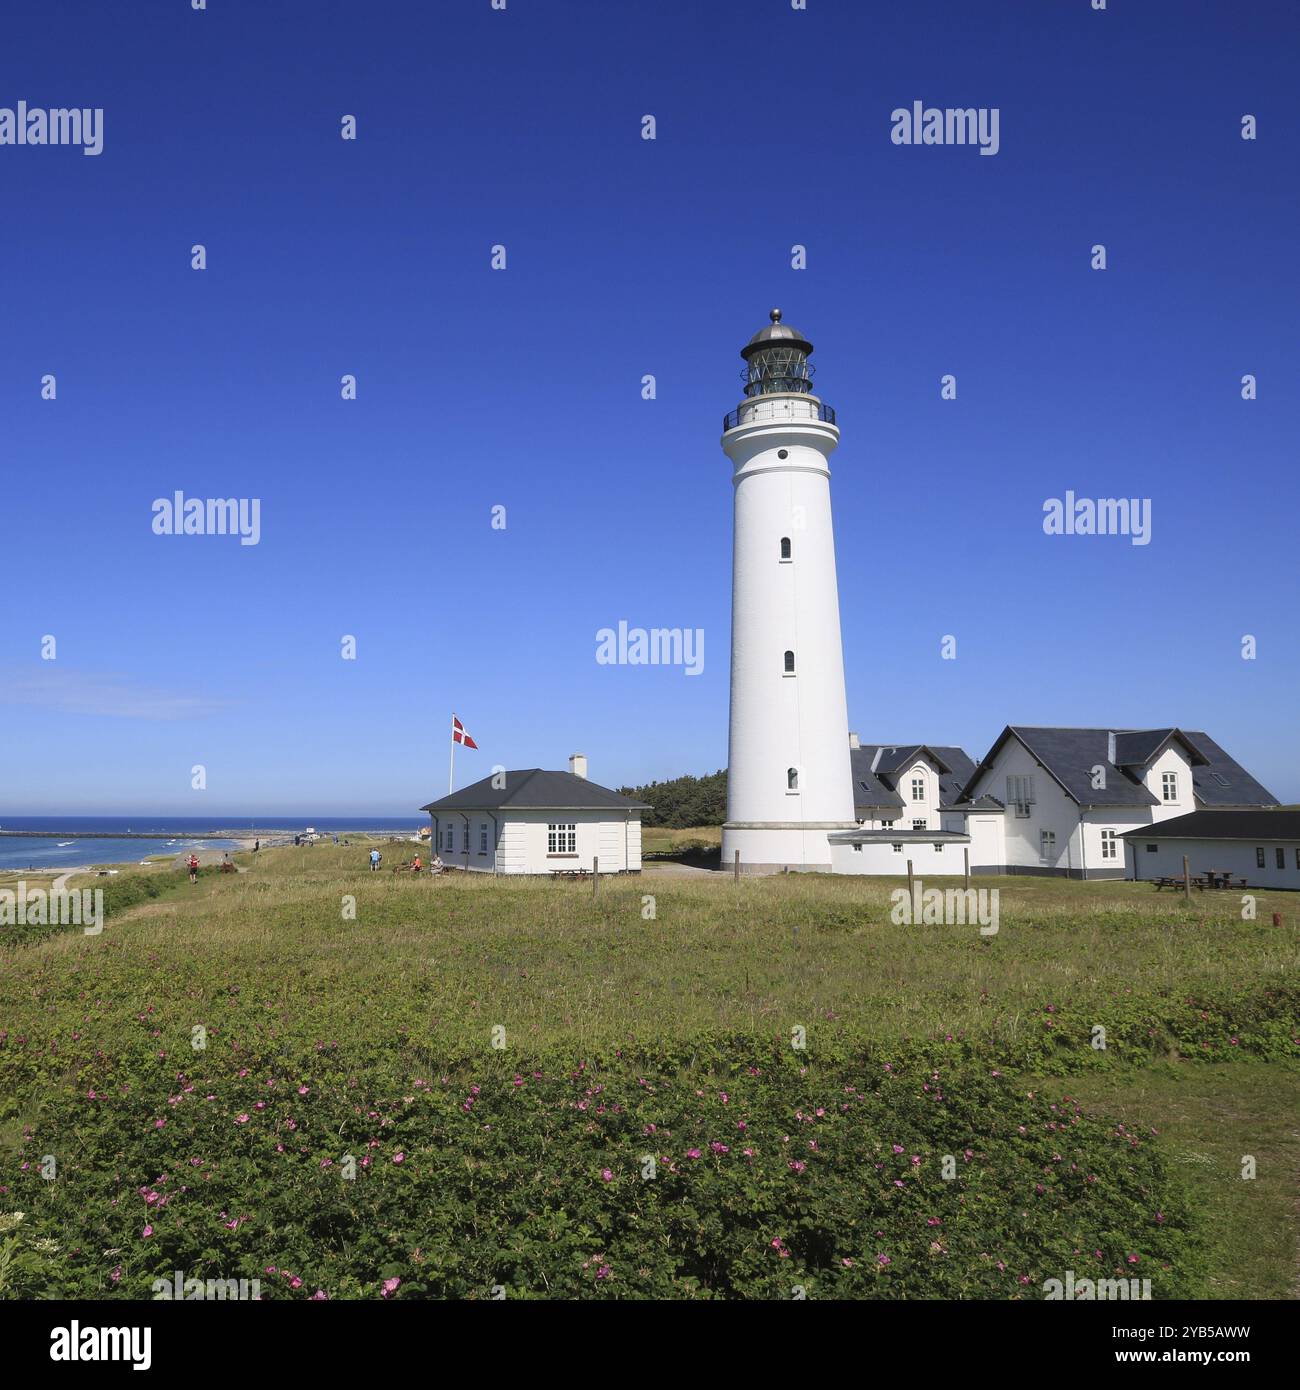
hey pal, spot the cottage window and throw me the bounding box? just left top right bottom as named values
left=1101, top=829, right=1118, bottom=861
left=1007, top=775, right=1035, bottom=818
left=1277, top=847, right=1286, bottom=870
left=1161, top=772, right=1178, bottom=802
left=891, top=843, right=903, bottom=853
left=1040, top=830, right=1056, bottom=862
left=445, top=826, right=455, bottom=852
left=912, top=819, right=927, bottom=830
left=1146, top=843, right=1158, bottom=853
left=479, top=825, right=488, bottom=854
left=910, top=777, right=925, bottom=802
left=1255, top=847, right=1265, bottom=869
left=547, top=823, right=577, bottom=855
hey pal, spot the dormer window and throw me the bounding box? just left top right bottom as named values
left=910, top=776, right=925, bottom=802
left=1162, top=772, right=1178, bottom=802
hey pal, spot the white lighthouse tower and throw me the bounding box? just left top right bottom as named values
left=720, top=310, right=856, bottom=872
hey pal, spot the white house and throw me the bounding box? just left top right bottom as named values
left=827, top=736, right=995, bottom=876
left=420, top=755, right=648, bottom=875
left=1121, top=809, right=1300, bottom=890
left=953, top=727, right=1277, bottom=879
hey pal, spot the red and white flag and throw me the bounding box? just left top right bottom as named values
left=451, top=714, right=478, bottom=749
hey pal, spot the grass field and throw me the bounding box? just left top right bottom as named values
left=1, top=837, right=1296, bottom=1299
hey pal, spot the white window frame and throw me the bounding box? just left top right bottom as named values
left=912, top=819, right=927, bottom=830
left=1161, top=772, right=1178, bottom=803
left=1040, top=830, right=1056, bottom=863
left=1100, top=829, right=1117, bottom=861
left=910, top=776, right=925, bottom=803
left=547, top=822, right=577, bottom=855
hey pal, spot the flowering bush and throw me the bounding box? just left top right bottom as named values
left=4, top=1042, right=1203, bottom=1299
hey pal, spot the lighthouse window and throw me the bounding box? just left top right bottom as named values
left=780, top=537, right=791, bottom=560
left=787, top=767, right=799, bottom=791
left=783, top=650, right=795, bottom=674
left=777, top=449, right=789, bottom=459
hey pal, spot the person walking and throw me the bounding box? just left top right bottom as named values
left=187, top=854, right=199, bottom=884
left=369, top=848, right=380, bottom=872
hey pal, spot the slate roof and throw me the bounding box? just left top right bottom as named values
left=850, top=743, right=979, bottom=812
left=959, top=727, right=1276, bottom=810
left=1182, top=733, right=1279, bottom=807
left=1120, top=809, right=1300, bottom=840
left=422, top=770, right=650, bottom=814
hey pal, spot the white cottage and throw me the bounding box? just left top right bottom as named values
left=954, top=727, right=1277, bottom=879
left=420, top=755, right=648, bottom=875
left=1121, top=810, right=1300, bottom=890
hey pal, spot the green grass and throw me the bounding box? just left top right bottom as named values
left=1, top=843, right=1296, bottom=1298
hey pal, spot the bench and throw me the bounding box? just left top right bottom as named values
left=552, top=869, right=591, bottom=880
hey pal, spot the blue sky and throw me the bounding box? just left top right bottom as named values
left=1, top=0, right=1297, bottom=814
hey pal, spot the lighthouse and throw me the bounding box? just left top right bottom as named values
left=720, top=310, right=856, bottom=872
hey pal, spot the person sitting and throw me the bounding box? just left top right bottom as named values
left=411, top=855, right=423, bottom=874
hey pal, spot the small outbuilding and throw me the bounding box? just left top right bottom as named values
left=1121, top=809, right=1300, bottom=890
left=420, top=755, right=649, bottom=875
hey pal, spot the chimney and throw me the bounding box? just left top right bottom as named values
left=848, top=732, right=860, bottom=750
left=1106, top=731, right=1117, bottom=765
left=569, top=753, right=588, bottom=779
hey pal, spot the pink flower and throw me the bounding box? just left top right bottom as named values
left=142, top=1225, right=153, bottom=1239
left=290, top=1275, right=303, bottom=1289
left=685, top=1148, right=702, bottom=1160
left=601, top=1168, right=613, bottom=1182
left=392, top=1153, right=406, bottom=1164
left=234, top=1113, right=249, bottom=1125
left=381, top=1277, right=401, bottom=1298
left=876, top=1254, right=891, bottom=1267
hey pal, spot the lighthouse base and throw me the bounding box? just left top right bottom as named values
left=721, top=822, right=858, bottom=876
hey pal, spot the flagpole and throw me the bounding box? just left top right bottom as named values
left=449, top=713, right=456, bottom=795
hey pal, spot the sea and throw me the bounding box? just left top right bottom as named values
left=0, top=816, right=421, bottom=872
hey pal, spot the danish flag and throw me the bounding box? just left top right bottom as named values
left=451, top=714, right=478, bottom=749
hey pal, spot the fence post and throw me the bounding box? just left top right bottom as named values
left=964, top=847, right=970, bottom=890
left=593, top=856, right=599, bottom=898
left=734, top=849, right=740, bottom=882
left=907, top=859, right=915, bottom=906
left=1183, top=855, right=1191, bottom=903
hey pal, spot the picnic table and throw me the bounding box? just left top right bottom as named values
left=1203, top=870, right=1246, bottom=889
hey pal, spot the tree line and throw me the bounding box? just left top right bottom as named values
left=618, top=769, right=726, bottom=828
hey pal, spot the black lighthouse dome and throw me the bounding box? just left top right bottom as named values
left=740, top=308, right=815, bottom=397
